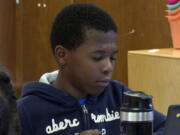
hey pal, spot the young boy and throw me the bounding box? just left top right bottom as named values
left=17, top=3, right=166, bottom=135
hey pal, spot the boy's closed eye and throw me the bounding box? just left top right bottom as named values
left=90, top=50, right=118, bottom=62
left=91, top=55, right=117, bottom=62
left=92, top=56, right=104, bottom=61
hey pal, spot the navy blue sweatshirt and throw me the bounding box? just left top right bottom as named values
left=18, top=80, right=166, bottom=135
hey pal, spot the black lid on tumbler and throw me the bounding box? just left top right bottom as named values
left=121, top=91, right=153, bottom=112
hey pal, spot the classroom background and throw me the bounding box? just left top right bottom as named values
left=1, top=0, right=178, bottom=115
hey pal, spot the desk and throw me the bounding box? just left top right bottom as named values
left=128, top=48, right=180, bottom=115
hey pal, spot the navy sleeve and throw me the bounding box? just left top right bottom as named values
left=153, top=110, right=166, bottom=135
left=17, top=100, right=33, bottom=135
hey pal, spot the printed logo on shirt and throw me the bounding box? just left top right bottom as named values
left=45, top=108, right=119, bottom=134
left=45, top=118, right=80, bottom=134
left=91, top=108, right=120, bottom=123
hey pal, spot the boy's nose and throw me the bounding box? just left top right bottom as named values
left=101, top=58, right=114, bottom=75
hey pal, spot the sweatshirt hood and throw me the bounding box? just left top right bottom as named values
left=21, top=70, right=79, bottom=106
left=21, top=70, right=98, bottom=105
left=39, top=70, right=59, bottom=84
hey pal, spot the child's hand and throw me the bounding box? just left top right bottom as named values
left=79, top=129, right=102, bottom=135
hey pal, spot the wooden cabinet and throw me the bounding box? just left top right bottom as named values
left=128, top=48, right=180, bottom=115
left=15, top=0, right=73, bottom=96
left=0, top=0, right=16, bottom=80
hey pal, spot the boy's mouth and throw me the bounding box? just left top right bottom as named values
left=96, top=79, right=110, bottom=87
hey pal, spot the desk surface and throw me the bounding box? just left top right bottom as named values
left=128, top=48, right=180, bottom=59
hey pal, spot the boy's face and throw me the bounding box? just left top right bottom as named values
left=64, top=29, right=118, bottom=97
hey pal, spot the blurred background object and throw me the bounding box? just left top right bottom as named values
left=0, top=70, right=20, bottom=135
left=167, top=0, right=180, bottom=5
left=166, top=0, right=180, bottom=48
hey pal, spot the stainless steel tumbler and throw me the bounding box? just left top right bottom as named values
left=120, top=91, right=153, bottom=135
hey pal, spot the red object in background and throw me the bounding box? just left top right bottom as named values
left=168, top=0, right=180, bottom=5
left=167, top=12, right=180, bottom=48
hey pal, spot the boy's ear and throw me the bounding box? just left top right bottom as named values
left=54, top=45, right=68, bottom=66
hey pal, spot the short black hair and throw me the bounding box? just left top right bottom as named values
left=0, top=71, right=20, bottom=135
left=50, top=3, right=118, bottom=53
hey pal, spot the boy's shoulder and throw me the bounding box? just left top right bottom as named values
left=98, top=80, right=131, bottom=107
left=109, top=80, right=130, bottom=92
left=103, top=80, right=131, bottom=99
